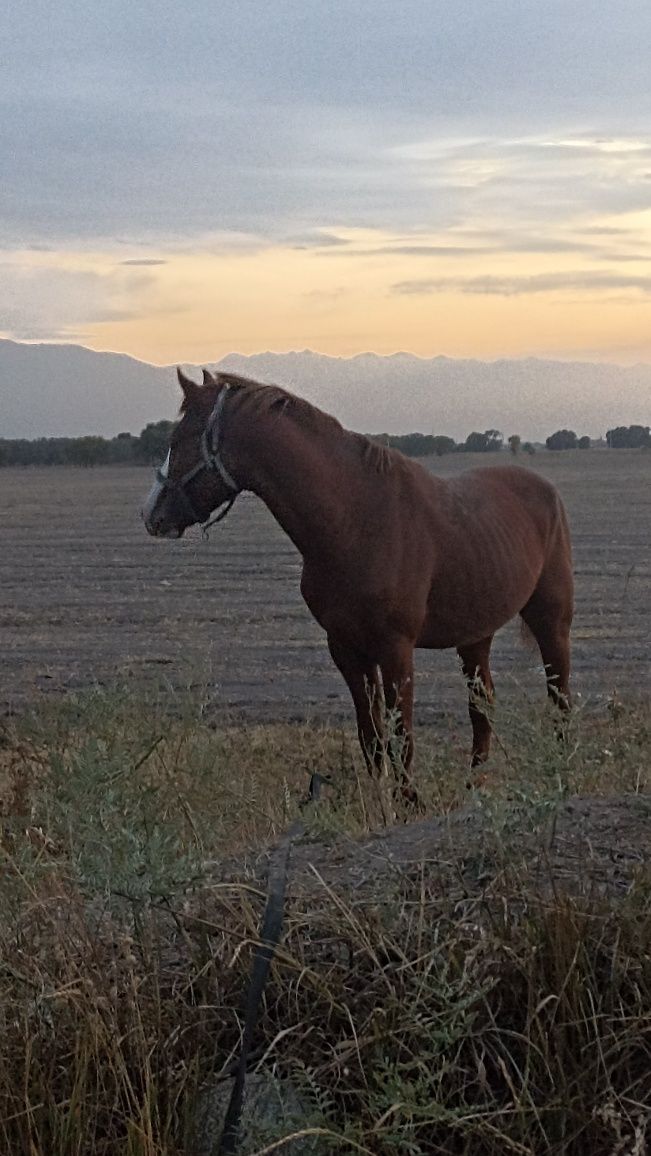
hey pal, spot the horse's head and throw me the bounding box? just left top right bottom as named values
left=142, top=368, right=240, bottom=538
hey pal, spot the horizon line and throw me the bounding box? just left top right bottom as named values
left=2, top=335, right=651, bottom=372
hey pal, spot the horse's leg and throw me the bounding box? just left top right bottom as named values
left=379, top=644, right=421, bottom=808
left=457, top=636, right=495, bottom=767
left=327, top=636, right=385, bottom=774
left=520, top=595, right=572, bottom=711
left=520, top=514, right=573, bottom=713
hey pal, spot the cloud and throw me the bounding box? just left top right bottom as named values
left=327, top=244, right=493, bottom=258
left=302, top=287, right=349, bottom=306
left=577, top=225, right=634, bottom=236
left=2, top=3, right=651, bottom=252
left=392, top=271, right=651, bottom=297
left=0, top=262, right=156, bottom=342
left=119, top=259, right=168, bottom=267
left=2, top=0, right=651, bottom=364
left=323, top=236, right=604, bottom=259
left=287, top=232, right=350, bottom=250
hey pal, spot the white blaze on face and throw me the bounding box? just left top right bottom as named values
left=142, top=449, right=170, bottom=526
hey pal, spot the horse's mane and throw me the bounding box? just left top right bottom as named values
left=214, top=372, right=394, bottom=475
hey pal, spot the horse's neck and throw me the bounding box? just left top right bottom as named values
left=238, top=420, right=355, bottom=558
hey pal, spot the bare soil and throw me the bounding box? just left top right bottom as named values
left=285, top=794, right=651, bottom=901
left=1, top=449, right=649, bottom=723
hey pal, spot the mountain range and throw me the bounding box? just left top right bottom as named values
left=1, top=338, right=649, bottom=442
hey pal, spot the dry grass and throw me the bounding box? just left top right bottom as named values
left=0, top=686, right=649, bottom=1154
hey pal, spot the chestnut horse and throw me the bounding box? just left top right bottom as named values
left=143, top=369, right=573, bottom=800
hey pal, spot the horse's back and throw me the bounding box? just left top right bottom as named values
left=444, top=463, right=564, bottom=519
left=395, top=461, right=565, bottom=551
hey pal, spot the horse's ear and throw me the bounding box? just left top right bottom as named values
left=177, top=367, right=198, bottom=401
left=202, top=368, right=215, bottom=385
left=270, top=395, right=290, bottom=416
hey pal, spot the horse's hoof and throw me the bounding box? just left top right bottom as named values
left=396, top=785, right=426, bottom=816
left=466, top=772, right=489, bottom=790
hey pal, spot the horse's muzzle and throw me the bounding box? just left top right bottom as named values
left=141, top=509, right=184, bottom=539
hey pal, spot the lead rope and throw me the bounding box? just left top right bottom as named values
left=217, top=773, right=327, bottom=1155
left=201, top=496, right=238, bottom=539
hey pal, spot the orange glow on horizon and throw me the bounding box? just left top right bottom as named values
left=5, top=220, right=651, bottom=366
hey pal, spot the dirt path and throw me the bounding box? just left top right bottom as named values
left=220, top=794, right=651, bottom=907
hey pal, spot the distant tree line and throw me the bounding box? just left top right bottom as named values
left=545, top=430, right=591, bottom=451
left=545, top=425, right=649, bottom=451
left=0, top=421, right=174, bottom=468
left=379, top=429, right=530, bottom=456
left=0, top=421, right=648, bottom=467
left=374, top=429, right=504, bottom=456
left=605, top=424, right=650, bottom=448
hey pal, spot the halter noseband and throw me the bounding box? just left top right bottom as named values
left=156, top=385, right=240, bottom=531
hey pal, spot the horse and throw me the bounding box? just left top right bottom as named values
left=143, top=368, right=573, bottom=804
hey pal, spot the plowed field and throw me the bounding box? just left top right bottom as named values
left=1, top=449, right=649, bottom=721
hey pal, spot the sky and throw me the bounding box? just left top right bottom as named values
left=2, top=1, right=651, bottom=366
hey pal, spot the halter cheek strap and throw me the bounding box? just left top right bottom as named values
left=200, top=386, right=240, bottom=491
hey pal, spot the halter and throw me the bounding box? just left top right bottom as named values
left=155, top=385, right=240, bottom=532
